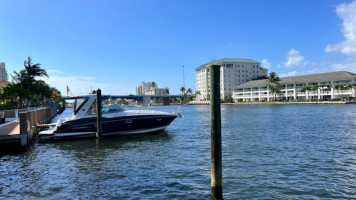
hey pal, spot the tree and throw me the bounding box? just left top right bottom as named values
left=334, top=84, right=346, bottom=99
left=311, top=85, right=320, bottom=100
left=347, top=83, right=356, bottom=99
left=267, top=72, right=281, bottom=101
left=269, top=84, right=283, bottom=101
left=165, top=87, right=169, bottom=95
left=180, top=86, right=186, bottom=95
left=7, top=57, right=56, bottom=107
left=301, top=86, right=312, bottom=101
left=324, top=84, right=332, bottom=100
left=180, top=86, right=186, bottom=104
left=195, top=90, right=201, bottom=96
left=186, top=88, right=193, bottom=95
left=224, top=94, right=234, bottom=103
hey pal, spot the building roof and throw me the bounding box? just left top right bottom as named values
left=234, top=71, right=356, bottom=89
left=196, top=58, right=260, bottom=70
left=0, top=80, right=11, bottom=87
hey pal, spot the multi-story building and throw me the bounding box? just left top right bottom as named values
left=0, top=62, right=8, bottom=81
left=136, top=81, right=168, bottom=96
left=195, top=58, right=268, bottom=100
left=144, top=88, right=168, bottom=96
left=136, top=81, right=157, bottom=95
left=233, top=71, right=356, bottom=102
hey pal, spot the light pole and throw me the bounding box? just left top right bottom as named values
left=182, top=65, right=185, bottom=89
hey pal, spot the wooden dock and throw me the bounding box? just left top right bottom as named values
left=0, top=120, right=21, bottom=145
left=0, top=107, right=59, bottom=151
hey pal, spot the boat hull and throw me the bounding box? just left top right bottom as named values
left=39, top=114, right=177, bottom=140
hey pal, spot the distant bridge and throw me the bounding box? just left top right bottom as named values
left=62, top=95, right=183, bottom=105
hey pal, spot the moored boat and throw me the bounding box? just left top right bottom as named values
left=39, top=94, right=180, bottom=140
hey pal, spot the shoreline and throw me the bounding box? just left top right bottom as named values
left=189, top=101, right=355, bottom=105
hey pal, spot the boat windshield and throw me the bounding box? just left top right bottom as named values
left=74, top=97, right=88, bottom=114
left=87, top=104, right=124, bottom=115
left=102, top=105, right=124, bottom=113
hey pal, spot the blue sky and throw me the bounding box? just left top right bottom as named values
left=1, top=0, right=356, bottom=95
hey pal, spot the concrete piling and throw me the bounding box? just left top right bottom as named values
left=210, top=64, right=223, bottom=200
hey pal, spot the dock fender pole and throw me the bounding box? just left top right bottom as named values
left=19, top=112, right=28, bottom=150
left=210, top=64, right=223, bottom=200
left=96, top=89, right=103, bottom=139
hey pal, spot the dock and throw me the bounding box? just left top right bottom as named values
left=0, top=120, right=21, bottom=145
left=0, top=104, right=62, bottom=152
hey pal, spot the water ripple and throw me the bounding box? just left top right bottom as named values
left=1, top=105, right=356, bottom=199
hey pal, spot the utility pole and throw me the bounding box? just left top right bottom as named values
left=182, top=65, right=185, bottom=89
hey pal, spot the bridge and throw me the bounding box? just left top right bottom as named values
left=62, top=95, right=183, bottom=105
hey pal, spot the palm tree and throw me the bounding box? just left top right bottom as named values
left=311, top=85, right=320, bottom=100
left=24, top=57, right=49, bottom=78
left=348, top=83, right=356, bottom=99
left=269, top=84, right=283, bottom=101
left=301, top=86, right=312, bottom=101
left=195, top=90, right=201, bottom=96
left=325, top=84, right=332, bottom=100
left=11, top=57, right=49, bottom=106
left=180, top=86, right=186, bottom=104
left=186, top=88, right=193, bottom=95
left=334, top=84, right=346, bottom=99
left=165, top=87, right=169, bottom=95
left=267, top=72, right=281, bottom=101
left=180, top=86, right=186, bottom=95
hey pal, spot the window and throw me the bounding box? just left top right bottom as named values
left=74, top=97, right=89, bottom=115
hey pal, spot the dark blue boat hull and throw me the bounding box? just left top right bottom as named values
left=54, top=115, right=177, bottom=135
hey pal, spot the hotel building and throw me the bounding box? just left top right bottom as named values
left=233, top=71, right=356, bottom=102
left=0, top=62, right=8, bottom=81
left=195, top=58, right=268, bottom=100
left=136, top=81, right=168, bottom=96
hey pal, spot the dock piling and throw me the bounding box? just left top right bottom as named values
left=210, top=64, right=223, bottom=200
left=96, top=89, right=103, bottom=139
left=19, top=112, right=28, bottom=150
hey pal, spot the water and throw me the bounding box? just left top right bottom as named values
left=1, top=104, right=356, bottom=199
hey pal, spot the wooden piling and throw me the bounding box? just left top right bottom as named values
left=19, top=112, right=28, bottom=150
left=210, top=64, right=222, bottom=200
left=96, top=89, right=103, bottom=139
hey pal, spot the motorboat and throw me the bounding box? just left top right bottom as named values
left=38, top=94, right=180, bottom=140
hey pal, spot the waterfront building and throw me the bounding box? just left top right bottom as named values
left=233, top=71, right=356, bottom=102
left=136, top=81, right=168, bottom=96
left=0, top=62, right=9, bottom=81
left=195, top=58, right=268, bottom=100
left=136, top=81, right=157, bottom=95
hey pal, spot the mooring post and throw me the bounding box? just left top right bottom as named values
left=210, top=64, right=222, bottom=200
left=19, top=112, right=28, bottom=150
left=96, top=89, right=103, bottom=139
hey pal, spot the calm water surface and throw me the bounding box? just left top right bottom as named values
left=1, top=104, right=356, bottom=199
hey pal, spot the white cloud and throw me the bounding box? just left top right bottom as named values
left=279, top=71, right=299, bottom=77
left=330, top=57, right=356, bottom=71
left=47, top=69, right=63, bottom=74
left=325, top=1, right=356, bottom=55
left=40, top=76, right=136, bottom=96
left=284, top=49, right=308, bottom=68
left=280, top=68, right=329, bottom=78
left=261, top=59, right=271, bottom=69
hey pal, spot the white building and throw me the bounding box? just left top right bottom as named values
left=195, top=58, right=268, bottom=100
left=136, top=81, right=168, bottom=96
left=0, top=62, right=8, bottom=81
left=136, top=81, right=157, bottom=95
left=233, top=71, right=356, bottom=102
left=144, top=88, right=167, bottom=96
